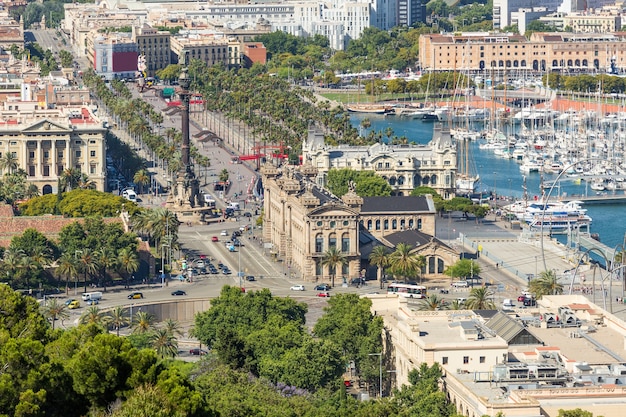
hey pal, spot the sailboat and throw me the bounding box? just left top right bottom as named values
left=453, top=66, right=479, bottom=194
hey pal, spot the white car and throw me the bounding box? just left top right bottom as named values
left=290, top=285, right=305, bottom=291
left=220, top=230, right=228, bottom=236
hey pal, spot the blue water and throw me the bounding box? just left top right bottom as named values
left=350, top=114, right=625, bottom=248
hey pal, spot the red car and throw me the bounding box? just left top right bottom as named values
left=317, top=292, right=331, bottom=298
left=517, top=295, right=527, bottom=302
left=211, top=236, right=219, bottom=242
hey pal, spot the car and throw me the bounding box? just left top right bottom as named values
left=314, top=284, right=331, bottom=291
left=209, top=268, right=219, bottom=274
left=171, top=290, right=187, bottom=296
left=232, top=230, right=242, bottom=237
left=196, top=260, right=205, bottom=268
left=233, top=240, right=243, bottom=247
left=211, top=236, right=219, bottom=242
left=86, top=299, right=99, bottom=305
left=67, top=300, right=80, bottom=309
left=246, top=275, right=255, bottom=281
left=451, top=281, right=469, bottom=288
left=189, top=348, right=207, bottom=356
left=128, top=292, right=144, bottom=299
left=220, top=230, right=228, bottom=236
left=290, top=284, right=305, bottom=291
left=457, top=297, right=467, bottom=304
left=517, top=295, right=527, bottom=302
left=64, top=299, right=76, bottom=306
left=317, top=292, right=331, bottom=298
left=243, top=212, right=252, bottom=217
left=222, top=269, right=232, bottom=275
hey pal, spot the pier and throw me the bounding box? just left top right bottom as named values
left=561, top=194, right=626, bottom=204
left=570, top=230, right=619, bottom=264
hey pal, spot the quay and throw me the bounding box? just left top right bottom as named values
left=560, top=193, right=626, bottom=204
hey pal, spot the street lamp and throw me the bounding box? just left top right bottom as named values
left=161, top=244, right=170, bottom=287
left=493, top=172, right=497, bottom=210
left=368, top=352, right=383, bottom=398
left=74, top=250, right=83, bottom=295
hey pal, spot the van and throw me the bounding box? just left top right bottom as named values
left=502, top=299, right=515, bottom=309
left=122, top=189, right=137, bottom=202
left=227, top=202, right=240, bottom=211
left=451, top=281, right=469, bottom=288
left=81, top=291, right=103, bottom=302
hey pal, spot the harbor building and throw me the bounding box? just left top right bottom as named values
left=419, top=31, right=626, bottom=73
left=302, top=125, right=457, bottom=199
left=262, top=163, right=445, bottom=283
left=369, top=294, right=626, bottom=417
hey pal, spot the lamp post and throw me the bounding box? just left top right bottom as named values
left=368, top=352, right=383, bottom=398
left=161, top=244, right=169, bottom=287
left=493, top=172, right=497, bottom=210
left=74, top=250, right=83, bottom=295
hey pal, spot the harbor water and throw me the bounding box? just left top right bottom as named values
left=350, top=114, right=626, bottom=249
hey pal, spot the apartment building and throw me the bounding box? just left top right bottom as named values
left=302, top=124, right=458, bottom=199
left=419, top=31, right=626, bottom=73
left=0, top=10, right=23, bottom=51
left=563, top=11, right=622, bottom=33
left=85, top=32, right=138, bottom=80
left=493, top=0, right=565, bottom=28
left=131, top=25, right=171, bottom=77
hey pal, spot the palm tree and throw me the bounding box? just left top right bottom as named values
left=465, top=287, right=496, bottom=310
left=163, top=318, right=184, bottom=337
left=133, top=311, right=156, bottom=334
left=79, top=306, right=110, bottom=327
left=56, top=253, right=78, bottom=296
left=42, top=299, right=69, bottom=330
left=369, top=245, right=390, bottom=289
left=149, top=328, right=179, bottom=358
left=417, top=294, right=447, bottom=311
left=0, top=152, right=18, bottom=175
left=529, top=270, right=563, bottom=299
left=133, top=169, right=150, bottom=195
left=59, top=168, right=82, bottom=192
left=95, top=248, right=117, bottom=292
left=321, top=246, right=347, bottom=288
left=78, top=249, right=98, bottom=293
left=108, top=306, right=129, bottom=337
left=449, top=299, right=464, bottom=310
left=388, top=243, right=422, bottom=283
left=118, top=248, right=139, bottom=289
left=219, top=168, right=229, bottom=183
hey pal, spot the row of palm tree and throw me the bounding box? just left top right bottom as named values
left=417, top=287, right=496, bottom=311
left=42, top=301, right=182, bottom=358
left=56, top=247, right=139, bottom=294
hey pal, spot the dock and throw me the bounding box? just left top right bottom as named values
left=570, top=230, right=620, bottom=264
left=561, top=194, right=626, bottom=204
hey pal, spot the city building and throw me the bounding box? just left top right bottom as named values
left=170, top=34, right=231, bottom=67
left=131, top=24, right=171, bottom=77
left=302, top=124, right=457, bottom=199
left=0, top=9, right=23, bottom=51
left=262, top=162, right=441, bottom=282
left=397, top=0, right=426, bottom=27
left=563, top=11, right=622, bottom=33
left=85, top=32, right=138, bottom=80
left=493, top=0, right=565, bottom=29
left=0, top=105, right=106, bottom=194
left=369, top=294, right=626, bottom=416
left=419, top=31, right=626, bottom=73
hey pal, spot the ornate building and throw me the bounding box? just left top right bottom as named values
left=0, top=106, right=106, bottom=194
left=262, top=163, right=444, bottom=283
left=302, top=124, right=457, bottom=199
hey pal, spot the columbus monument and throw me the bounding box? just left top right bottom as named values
left=167, top=54, right=202, bottom=219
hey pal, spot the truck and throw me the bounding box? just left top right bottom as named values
left=81, top=292, right=103, bottom=302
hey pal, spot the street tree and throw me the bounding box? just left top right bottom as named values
left=443, top=258, right=481, bottom=283
left=369, top=245, right=390, bottom=289
left=465, top=287, right=496, bottom=310
left=108, top=306, right=129, bottom=337
left=42, top=298, right=69, bottom=330
left=321, top=246, right=347, bottom=288
left=418, top=294, right=448, bottom=311
left=389, top=243, right=425, bottom=283
left=529, top=270, right=563, bottom=299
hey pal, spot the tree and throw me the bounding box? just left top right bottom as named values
left=150, top=328, right=179, bottom=358
left=108, top=306, right=129, bottom=337
left=321, top=246, right=347, bottom=288
left=465, top=287, right=496, bottom=310
left=529, top=269, right=563, bottom=299
left=369, top=245, right=390, bottom=289
left=0, top=151, right=18, bottom=174
left=133, top=169, right=150, bottom=195
left=388, top=243, right=424, bottom=283
left=118, top=247, right=139, bottom=289
left=79, top=306, right=110, bottom=327
left=418, top=294, right=447, bottom=311
left=443, top=258, right=481, bottom=283
left=155, top=64, right=181, bottom=82
left=133, top=311, right=156, bottom=334
left=557, top=409, right=594, bottom=417
left=95, top=248, right=117, bottom=292
left=42, top=298, right=69, bottom=330
left=219, top=169, right=229, bottom=182
left=78, top=249, right=98, bottom=293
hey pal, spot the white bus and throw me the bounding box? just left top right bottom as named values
left=387, top=283, right=427, bottom=299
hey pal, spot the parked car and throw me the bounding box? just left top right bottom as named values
left=67, top=300, right=80, bottom=309
left=314, top=284, right=331, bottom=291
left=127, top=292, right=144, bottom=299
left=246, top=275, right=255, bottom=281
left=211, top=236, right=219, bottom=242
left=290, top=285, right=305, bottom=291
left=317, top=292, right=331, bottom=298
left=222, top=268, right=232, bottom=275
left=451, top=281, right=469, bottom=288
left=171, top=290, right=187, bottom=296
left=189, top=348, right=207, bottom=356
left=220, top=230, right=228, bottom=236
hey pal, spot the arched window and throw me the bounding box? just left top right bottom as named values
left=392, top=219, right=397, bottom=229
left=498, top=60, right=504, bottom=67
left=594, top=59, right=600, bottom=69
left=506, top=60, right=511, bottom=68
left=513, top=60, right=518, bottom=67
left=533, top=60, right=538, bottom=70
left=575, top=59, right=580, bottom=67
left=398, top=176, right=405, bottom=185
left=316, top=260, right=322, bottom=276
left=567, top=59, right=573, bottom=67
left=422, top=175, right=430, bottom=185
left=389, top=176, right=396, bottom=185
left=383, top=219, right=389, bottom=230
left=315, top=234, right=323, bottom=253
left=341, top=234, right=350, bottom=252
left=400, top=219, right=405, bottom=229
left=375, top=220, right=381, bottom=230
left=431, top=175, right=437, bottom=185
left=541, top=60, right=546, bottom=71
left=417, top=218, right=422, bottom=230
left=521, top=60, right=526, bottom=67
left=41, top=184, right=51, bottom=195
left=367, top=220, right=372, bottom=230
left=414, top=174, right=422, bottom=186
left=582, top=59, right=588, bottom=67
left=479, top=60, right=485, bottom=69
left=328, top=233, right=336, bottom=248
left=552, top=59, right=558, bottom=68
left=408, top=219, right=414, bottom=229
left=491, top=60, right=496, bottom=68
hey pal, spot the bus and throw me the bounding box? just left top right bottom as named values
left=387, top=283, right=427, bottom=299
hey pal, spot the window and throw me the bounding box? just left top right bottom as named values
left=383, top=219, right=389, bottom=230
left=315, top=234, right=323, bottom=253
left=328, top=234, right=337, bottom=248
left=463, top=356, right=469, bottom=364
left=28, top=166, right=35, bottom=176
left=90, top=164, right=96, bottom=174
left=417, top=219, right=422, bottom=230
left=58, top=151, right=63, bottom=158
left=29, top=151, right=35, bottom=159
left=375, top=220, right=381, bottom=230
left=90, top=150, right=96, bottom=157
left=480, top=356, right=485, bottom=364
left=43, top=165, right=50, bottom=176
left=442, top=357, right=448, bottom=365
left=75, top=150, right=81, bottom=157
left=316, top=221, right=322, bottom=226
left=330, top=221, right=336, bottom=228
left=44, top=151, right=49, bottom=158
left=342, top=235, right=350, bottom=252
